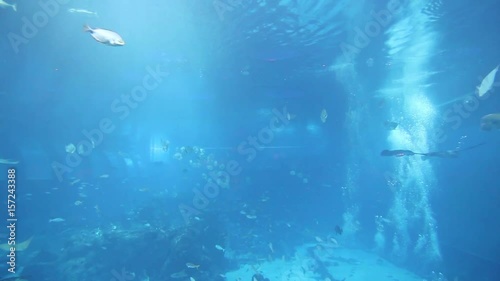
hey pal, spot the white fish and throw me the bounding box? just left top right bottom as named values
left=0, top=159, right=19, bottom=164
left=68, top=8, right=98, bottom=17
left=83, top=24, right=125, bottom=46
left=185, top=263, right=200, bottom=269
left=320, top=109, right=328, bottom=123
left=329, top=238, right=339, bottom=246
left=65, top=143, right=76, bottom=153
left=215, top=244, right=225, bottom=252
left=0, top=0, right=16, bottom=11
left=70, top=179, right=81, bottom=185
left=49, top=218, right=65, bottom=223
left=477, top=65, right=499, bottom=97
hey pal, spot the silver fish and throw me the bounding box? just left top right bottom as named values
left=0, top=159, right=19, bottom=164
left=215, top=244, right=225, bottom=252
left=83, top=25, right=125, bottom=46
left=477, top=65, right=499, bottom=97
left=320, top=109, right=328, bottom=123
left=68, top=8, right=98, bottom=17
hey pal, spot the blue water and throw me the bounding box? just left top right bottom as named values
left=1, top=0, right=499, bottom=280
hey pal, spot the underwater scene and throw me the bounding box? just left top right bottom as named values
left=1, top=0, right=499, bottom=281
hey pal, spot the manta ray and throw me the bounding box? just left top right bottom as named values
left=381, top=143, right=486, bottom=158
left=0, top=236, right=34, bottom=251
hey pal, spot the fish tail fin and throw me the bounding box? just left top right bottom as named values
left=476, top=86, right=482, bottom=97
left=12, top=3, right=17, bottom=11
left=83, top=24, right=91, bottom=32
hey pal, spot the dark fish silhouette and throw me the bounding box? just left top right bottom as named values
left=384, top=121, right=398, bottom=130
left=381, top=149, right=421, bottom=157
left=335, top=225, right=343, bottom=235
left=380, top=143, right=485, bottom=159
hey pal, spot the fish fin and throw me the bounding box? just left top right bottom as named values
left=83, top=24, right=91, bottom=32
left=12, top=3, right=16, bottom=11
left=476, top=86, right=483, bottom=97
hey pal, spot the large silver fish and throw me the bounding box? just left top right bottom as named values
left=83, top=24, right=125, bottom=46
